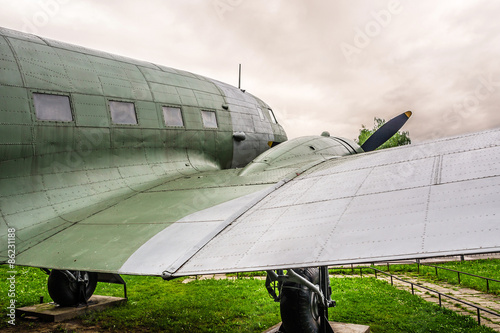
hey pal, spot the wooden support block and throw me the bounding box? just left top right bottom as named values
left=16, top=295, right=127, bottom=322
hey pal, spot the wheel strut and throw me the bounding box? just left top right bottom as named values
left=266, top=266, right=335, bottom=333
left=318, top=266, right=334, bottom=333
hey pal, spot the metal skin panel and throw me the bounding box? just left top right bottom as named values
left=0, top=26, right=285, bottom=273
left=119, top=188, right=271, bottom=275
left=0, top=36, right=24, bottom=86
left=1, top=26, right=498, bottom=282
left=1, top=132, right=354, bottom=274
left=209, top=79, right=286, bottom=168
left=175, top=129, right=500, bottom=276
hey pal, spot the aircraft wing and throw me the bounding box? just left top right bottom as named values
left=3, top=130, right=500, bottom=277
left=172, top=129, right=500, bottom=277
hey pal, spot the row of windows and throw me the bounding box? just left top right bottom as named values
left=32, top=93, right=278, bottom=128
left=33, top=93, right=219, bottom=128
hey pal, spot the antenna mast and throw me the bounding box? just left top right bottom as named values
left=238, top=63, right=241, bottom=89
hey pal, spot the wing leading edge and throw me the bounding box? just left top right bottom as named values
left=3, top=130, right=499, bottom=276
left=173, top=129, right=500, bottom=276
left=1, top=135, right=355, bottom=275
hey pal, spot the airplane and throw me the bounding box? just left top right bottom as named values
left=0, top=26, right=499, bottom=333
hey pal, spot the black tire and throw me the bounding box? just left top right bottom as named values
left=48, top=270, right=97, bottom=306
left=279, top=268, right=320, bottom=333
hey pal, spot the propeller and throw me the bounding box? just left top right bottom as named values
left=360, top=111, right=412, bottom=152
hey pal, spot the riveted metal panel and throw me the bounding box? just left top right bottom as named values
left=0, top=123, right=32, bottom=145
left=8, top=217, right=73, bottom=256
left=424, top=177, right=500, bottom=253
left=43, top=37, right=114, bottom=60
left=119, top=188, right=270, bottom=275
left=110, top=54, right=159, bottom=70
left=136, top=101, right=160, bottom=129
left=88, top=56, right=152, bottom=101
left=0, top=36, right=23, bottom=86
left=139, top=129, right=162, bottom=148
left=34, top=125, right=75, bottom=155
left=148, top=82, right=182, bottom=104
left=139, top=67, right=173, bottom=85
left=193, top=90, right=225, bottom=110
left=0, top=27, right=46, bottom=44
left=177, top=87, right=199, bottom=106
left=440, top=146, right=500, bottom=183
left=0, top=86, right=31, bottom=124
left=99, top=76, right=135, bottom=100
left=17, top=223, right=167, bottom=272
left=182, top=106, right=204, bottom=130
left=209, top=79, right=276, bottom=168
left=9, top=38, right=71, bottom=91
left=72, top=94, right=109, bottom=127
left=54, top=48, right=103, bottom=95
left=155, top=65, right=197, bottom=78
left=74, top=126, right=111, bottom=151
left=110, top=128, right=143, bottom=148
left=0, top=85, right=33, bottom=160
left=175, top=129, right=500, bottom=276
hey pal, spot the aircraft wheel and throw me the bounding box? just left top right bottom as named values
left=48, top=270, right=97, bottom=306
left=279, top=268, right=320, bottom=333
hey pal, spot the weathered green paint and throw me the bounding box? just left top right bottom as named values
left=0, top=27, right=360, bottom=275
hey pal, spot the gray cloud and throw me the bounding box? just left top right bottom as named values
left=1, top=0, right=499, bottom=142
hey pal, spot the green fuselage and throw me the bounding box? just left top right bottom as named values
left=0, top=26, right=287, bottom=169
left=0, top=27, right=361, bottom=273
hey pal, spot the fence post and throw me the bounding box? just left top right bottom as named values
left=487, top=279, right=490, bottom=293
left=411, top=283, right=414, bottom=295
left=360, top=267, right=363, bottom=278
left=435, top=266, right=438, bottom=277
left=477, top=308, right=481, bottom=325
left=390, top=276, right=393, bottom=286
left=458, top=272, right=460, bottom=284
left=438, top=294, right=442, bottom=307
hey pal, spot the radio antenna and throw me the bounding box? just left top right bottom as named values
left=238, top=64, right=241, bottom=89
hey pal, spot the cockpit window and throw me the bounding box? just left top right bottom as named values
left=201, top=110, right=218, bottom=128
left=109, top=101, right=137, bottom=125
left=33, top=93, right=73, bottom=122
left=268, top=109, right=278, bottom=124
left=257, top=107, right=265, bottom=121
left=163, top=106, right=184, bottom=127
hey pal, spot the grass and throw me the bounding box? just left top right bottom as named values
left=0, top=265, right=497, bottom=332
left=363, top=259, right=500, bottom=295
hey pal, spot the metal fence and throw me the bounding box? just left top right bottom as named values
left=417, top=262, right=500, bottom=293
left=330, top=265, right=500, bottom=326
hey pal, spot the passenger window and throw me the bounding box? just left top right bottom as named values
left=257, top=107, right=265, bottom=121
left=268, top=109, right=278, bottom=124
left=33, top=93, right=73, bottom=122
left=201, top=110, right=218, bottom=128
left=163, top=106, right=184, bottom=127
left=109, top=101, right=137, bottom=125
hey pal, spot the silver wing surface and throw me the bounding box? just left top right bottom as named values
left=172, top=129, right=500, bottom=277
left=2, top=130, right=499, bottom=277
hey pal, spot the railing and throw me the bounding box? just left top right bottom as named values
left=417, top=262, right=500, bottom=293
left=330, top=265, right=500, bottom=326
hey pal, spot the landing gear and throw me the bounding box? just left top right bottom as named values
left=266, top=267, right=335, bottom=333
left=280, top=268, right=321, bottom=333
left=47, top=270, right=97, bottom=306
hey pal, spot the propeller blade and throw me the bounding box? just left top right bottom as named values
left=360, top=111, right=412, bottom=152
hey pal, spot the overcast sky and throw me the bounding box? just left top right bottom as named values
left=1, top=0, right=499, bottom=142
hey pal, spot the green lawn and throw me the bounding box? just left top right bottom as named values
left=0, top=265, right=496, bottom=332
left=336, top=259, right=500, bottom=295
